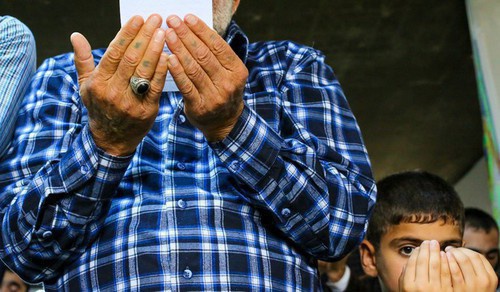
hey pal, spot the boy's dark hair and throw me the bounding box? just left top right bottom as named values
left=366, top=171, right=464, bottom=248
left=464, top=207, right=499, bottom=233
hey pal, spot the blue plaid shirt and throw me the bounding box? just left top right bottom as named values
left=0, top=22, right=376, bottom=291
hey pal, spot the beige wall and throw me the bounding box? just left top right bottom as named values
left=455, top=156, right=492, bottom=214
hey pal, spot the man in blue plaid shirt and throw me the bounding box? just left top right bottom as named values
left=0, top=1, right=376, bottom=290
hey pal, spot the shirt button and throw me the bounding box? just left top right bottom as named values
left=42, top=231, right=53, bottom=239
left=176, top=162, right=186, bottom=171
left=21, top=180, right=29, bottom=186
left=229, top=161, right=240, bottom=172
left=281, top=208, right=291, bottom=218
left=178, top=114, right=186, bottom=124
left=80, top=165, right=89, bottom=174
left=294, top=147, right=306, bottom=154
left=183, top=267, right=193, bottom=279
left=177, top=199, right=187, bottom=209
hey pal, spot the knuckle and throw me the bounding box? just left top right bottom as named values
left=222, top=83, right=236, bottom=94
left=186, top=65, right=204, bottom=80
left=212, top=38, right=226, bottom=55
left=196, top=48, right=212, bottom=66
left=106, top=45, right=122, bottom=63
left=135, top=67, right=149, bottom=79
left=123, top=52, right=141, bottom=67
left=182, top=81, right=195, bottom=96
left=140, top=28, right=154, bottom=39
left=176, top=26, right=190, bottom=38
left=121, top=26, right=138, bottom=40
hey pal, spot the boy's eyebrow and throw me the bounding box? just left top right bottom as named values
left=389, top=237, right=422, bottom=248
left=390, top=237, right=463, bottom=248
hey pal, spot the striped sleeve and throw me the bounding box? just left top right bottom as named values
left=211, top=45, right=377, bottom=261
left=0, top=16, right=36, bottom=157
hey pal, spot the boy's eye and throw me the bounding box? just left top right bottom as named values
left=486, top=252, right=499, bottom=261
left=399, top=246, right=415, bottom=256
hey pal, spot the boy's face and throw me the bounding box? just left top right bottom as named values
left=463, top=227, right=499, bottom=268
left=360, top=220, right=462, bottom=292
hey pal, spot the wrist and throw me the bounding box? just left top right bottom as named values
left=90, top=127, right=137, bottom=157
left=202, top=104, right=243, bottom=142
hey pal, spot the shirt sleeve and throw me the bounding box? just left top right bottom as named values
left=0, top=16, right=36, bottom=157
left=210, top=45, right=377, bottom=261
left=0, top=55, right=132, bottom=283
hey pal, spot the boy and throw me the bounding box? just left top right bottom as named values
left=463, top=207, right=499, bottom=269
left=359, top=171, right=497, bottom=292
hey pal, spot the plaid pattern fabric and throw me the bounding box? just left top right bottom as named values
left=0, top=16, right=36, bottom=158
left=0, top=22, right=376, bottom=291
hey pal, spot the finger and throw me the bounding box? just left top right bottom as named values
left=117, top=14, right=163, bottom=83
left=449, top=248, right=477, bottom=283
left=167, top=54, right=199, bottom=103
left=440, top=251, right=452, bottom=289
left=133, top=28, right=165, bottom=80
left=165, top=27, right=214, bottom=92
left=416, top=241, right=430, bottom=283
left=404, top=247, right=420, bottom=283
left=457, top=248, right=494, bottom=286
left=429, top=240, right=441, bottom=285
left=167, top=15, right=222, bottom=80
left=145, top=52, right=169, bottom=104
left=446, top=249, right=466, bottom=289
left=402, top=247, right=419, bottom=289
left=98, top=15, right=144, bottom=76
left=183, top=14, right=242, bottom=71
left=70, top=32, right=95, bottom=85
left=399, top=264, right=407, bottom=292
left=477, top=251, right=499, bottom=285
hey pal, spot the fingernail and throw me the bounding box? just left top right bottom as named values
left=169, top=16, right=181, bottom=28
left=131, top=16, right=143, bottom=28
left=159, top=52, right=169, bottom=65
left=148, top=14, right=162, bottom=27
left=445, top=246, right=453, bottom=252
left=154, top=29, right=165, bottom=42
left=168, top=55, right=179, bottom=67
left=185, top=14, right=197, bottom=25
left=430, top=240, right=439, bottom=248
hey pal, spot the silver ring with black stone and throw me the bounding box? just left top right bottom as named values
left=130, top=76, right=151, bottom=96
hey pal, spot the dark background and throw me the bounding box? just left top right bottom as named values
left=0, top=0, right=483, bottom=182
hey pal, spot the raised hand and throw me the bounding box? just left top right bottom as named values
left=165, top=14, right=248, bottom=142
left=445, top=246, right=498, bottom=292
left=71, top=15, right=168, bottom=156
left=399, top=240, right=453, bottom=292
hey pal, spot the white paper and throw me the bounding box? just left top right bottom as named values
left=119, top=0, right=213, bottom=92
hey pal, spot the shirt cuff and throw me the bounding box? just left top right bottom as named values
left=210, top=104, right=283, bottom=187
left=57, top=124, right=133, bottom=200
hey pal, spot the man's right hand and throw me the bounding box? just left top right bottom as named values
left=70, top=15, right=168, bottom=156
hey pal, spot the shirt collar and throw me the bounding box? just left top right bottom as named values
left=224, top=21, right=249, bottom=64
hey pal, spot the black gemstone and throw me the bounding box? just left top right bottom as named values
left=137, top=82, right=149, bottom=94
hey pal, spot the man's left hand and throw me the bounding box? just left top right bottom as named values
left=165, top=14, right=248, bottom=142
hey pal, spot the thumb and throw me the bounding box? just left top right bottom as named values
left=70, top=32, right=95, bottom=85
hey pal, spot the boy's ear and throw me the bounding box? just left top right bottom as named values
left=359, top=239, right=378, bottom=277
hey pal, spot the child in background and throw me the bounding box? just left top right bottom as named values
left=359, top=171, right=497, bottom=292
